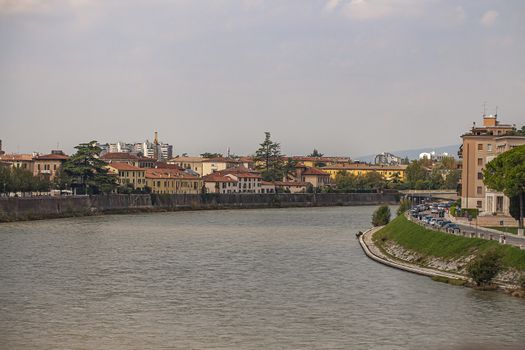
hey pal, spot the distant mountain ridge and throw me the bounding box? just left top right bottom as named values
left=355, top=144, right=460, bottom=163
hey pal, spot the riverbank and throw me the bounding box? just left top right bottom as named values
left=0, top=192, right=398, bottom=223
left=359, top=215, right=525, bottom=293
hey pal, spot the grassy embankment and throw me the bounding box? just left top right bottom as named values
left=373, top=214, right=525, bottom=271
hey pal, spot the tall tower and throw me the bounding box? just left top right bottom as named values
left=153, top=131, right=160, bottom=161
left=0, top=139, right=4, bottom=155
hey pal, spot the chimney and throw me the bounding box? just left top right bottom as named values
left=0, top=139, right=3, bottom=155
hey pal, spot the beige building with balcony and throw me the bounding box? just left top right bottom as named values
left=459, top=114, right=521, bottom=212
left=33, top=151, right=69, bottom=181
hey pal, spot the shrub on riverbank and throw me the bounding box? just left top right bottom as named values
left=467, top=249, right=503, bottom=286
left=372, top=205, right=391, bottom=226
left=373, top=215, right=525, bottom=271
left=396, top=199, right=411, bottom=216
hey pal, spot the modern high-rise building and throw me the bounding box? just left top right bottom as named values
left=98, top=132, right=173, bottom=160
left=459, top=114, right=523, bottom=212
left=374, top=152, right=402, bottom=165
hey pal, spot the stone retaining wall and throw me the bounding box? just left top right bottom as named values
left=0, top=192, right=398, bottom=222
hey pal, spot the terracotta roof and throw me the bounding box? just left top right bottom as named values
left=302, top=167, right=329, bottom=176
left=203, top=174, right=238, bottom=183
left=322, top=164, right=407, bottom=171
left=261, top=181, right=274, bottom=186
left=0, top=154, right=34, bottom=161
left=145, top=168, right=199, bottom=180
left=216, top=166, right=262, bottom=179
left=34, top=153, right=69, bottom=160
left=155, top=163, right=184, bottom=170
left=108, top=163, right=144, bottom=171
left=101, top=152, right=140, bottom=160
left=203, top=157, right=243, bottom=163
left=169, top=156, right=206, bottom=162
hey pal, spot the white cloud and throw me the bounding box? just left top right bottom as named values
left=454, top=6, right=466, bottom=24
left=324, top=0, right=341, bottom=13
left=0, top=0, right=50, bottom=14
left=0, top=0, right=92, bottom=14
left=480, top=10, right=498, bottom=27
left=341, top=0, right=423, bottom=21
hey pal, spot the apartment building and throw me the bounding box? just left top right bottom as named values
left=106, top=163, right=146, bottom=189
left=484, top=135, right=525, bottom=215
left=145, top=168, right=201, bottom=194
left=459, top=114, right=518, bottom=211
left=321, top=163, right=407, bottom=182
left=33, top=151, right=69, bottom=180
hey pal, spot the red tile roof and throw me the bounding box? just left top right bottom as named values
left=302, top=167, right=329, bottom=176
left=0, top=154, right=34, bottom=161
left=145, top=168, right=199, bottom=180
left=34, top=153, right=69, bottom=160
left=322, top=164, right=408, bottom=171
left=203, top=157, right=243, bottom=163
left=108, top=163, right=144, bottom=171
left=203, top=174, right=238, bottom=183
left=101, top=152, right=140, bottom=160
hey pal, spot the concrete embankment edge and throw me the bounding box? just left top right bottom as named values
left=358, top=226, right=469, bottom=281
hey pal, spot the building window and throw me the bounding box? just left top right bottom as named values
left=477, top=144, right=483, bottom=151
left=477, top=172, right=483, bottom=180
left=476, top=201, right=482, bottom=208
left=487, top=144, right=493, bottom=152
left=477, top=158, right=483, bottom=166
left=477, top=186, right=483, bottom=195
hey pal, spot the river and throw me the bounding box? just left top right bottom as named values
left=1, top=206, right=524, bottom=349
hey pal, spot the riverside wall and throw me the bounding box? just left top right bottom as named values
left=0, top=192, right=399, bottom=222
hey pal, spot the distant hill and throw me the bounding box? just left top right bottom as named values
left=355, top=144, right=460, bottom=163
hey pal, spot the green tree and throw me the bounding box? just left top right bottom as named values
left=53, top=168, right=72, bottom=191
left=364, top=171, right=386, bottom=191
left=467, top=249, right=503, bottom=286
left=200, top=152, right=223, bottom=158
left=307, top=149, right=323, bottom=157
left=405, top=160, right=429, bottom=186
left=372, top=205, right=391, bottom=226
left=62, top=141, right=117, bottom=195
left=397, top=199, right=411, bottom=216
left=8, top=167, right=35, bottom=193
left=254, top=132, right=284, bottom=181
left=0, top=166, right=10, bottom=195
left=483, top=145, right=525, bottom=229
left=443, top=169, right=461, bottom=190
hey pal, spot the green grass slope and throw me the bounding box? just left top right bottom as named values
left=373, top=215, right=525, bottom=271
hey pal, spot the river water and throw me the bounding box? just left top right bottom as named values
left=1, top=206, right=524, bottom=349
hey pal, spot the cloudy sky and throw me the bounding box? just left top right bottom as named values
left=1, top=0, right=524, bottom=157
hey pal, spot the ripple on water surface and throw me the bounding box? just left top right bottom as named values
left=1, top=206, right=524, bottom=349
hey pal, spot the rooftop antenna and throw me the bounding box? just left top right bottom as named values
left=495, top=105, right=498, bottom=117
left=482, top=101, right=487, bottom=116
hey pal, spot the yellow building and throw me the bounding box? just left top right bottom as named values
left=145, top=168, right=202, bottom=194
left=106, top=163, right=146, bottom=189
left=33, top=151, right=69, bottom=181
left=321, top=164, right=407, bottom=182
